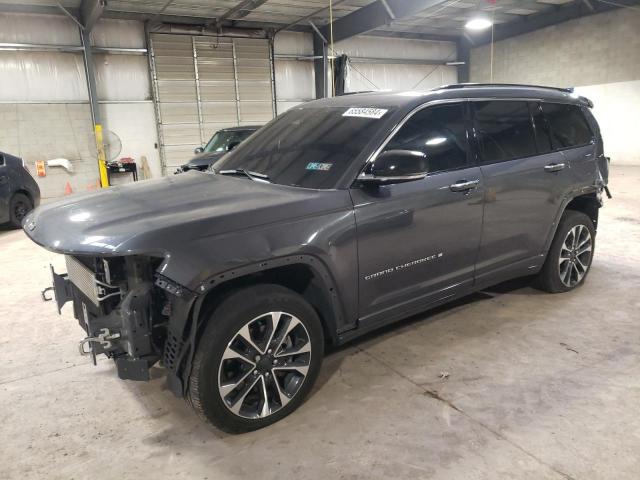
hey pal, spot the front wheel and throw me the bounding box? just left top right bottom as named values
left=188, top=284, right=324, bottom=433
left=536, top=210, right=596, bottom=293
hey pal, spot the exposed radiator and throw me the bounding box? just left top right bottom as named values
left=65, top=255, right=100, bottom=306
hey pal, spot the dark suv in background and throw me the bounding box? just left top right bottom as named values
left=176, top=125, right=260, bottom=173
left=25, top=84, right=608, bottom=433
left=0, top=151, right=40, bottom=228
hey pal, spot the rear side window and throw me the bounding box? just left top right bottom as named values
left=384, top=103, right=469, bottom=174
left=530, top=102, right=554, bottom=154
left=473, top=101, right=537, bottom=164
left=541, top=103, right=593, bottom=149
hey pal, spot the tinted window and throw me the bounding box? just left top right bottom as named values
left=530, top=102, right=554, bottom=154
left=215, top=106, right=394, bottom=189
left=473, top=101, right=537, bottom=163
left=204, top=129, right=255, bottom=153
left=541, top=103, right=593, bottom=148
left=383, top=103, right=469, bottom=173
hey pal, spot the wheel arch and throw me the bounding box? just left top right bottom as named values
left=11, top=188, right=34, bottom=205
left=564, top=192, right=600, bottom=230
left=194, top=255, right=347, bottom=346
left=543, top=190, right=601, bottom=255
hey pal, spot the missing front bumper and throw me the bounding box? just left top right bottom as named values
left=42, top=264, right=161, bottom=381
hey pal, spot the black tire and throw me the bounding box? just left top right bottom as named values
left=9, top=192, right=32, bottom=229
left=536, top=210, right=596, bottom=293
left=188, top=284, right=324, bottom=433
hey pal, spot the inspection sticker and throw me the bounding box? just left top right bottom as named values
left=306, top=162, right=333, bottom=171
left=342, top=107, right=388, bottom=119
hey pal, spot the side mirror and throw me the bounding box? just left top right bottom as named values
left=359, top=150, right=428, bottom=185
left=194, top=147, right=204, bottom=154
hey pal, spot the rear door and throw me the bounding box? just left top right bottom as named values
left=472, top=100, right=573, bottom=284
left=351, top=102, right=484, bottom=325
left=540, top=102, right=597, bottom=188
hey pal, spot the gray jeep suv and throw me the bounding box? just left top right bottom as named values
left=24, top=84, right=609, bottom=432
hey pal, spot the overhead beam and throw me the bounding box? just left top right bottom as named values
left=208, top=0, right=270, bottom=28
left=80, top=0, right=107, bottom=31
left=366, top=30, right=458, bottom=43
left=471, top=0, right=638, bottom=46
left=319, top=0, right=449, bottom=43
left=276, top=0, right=351, bottom=33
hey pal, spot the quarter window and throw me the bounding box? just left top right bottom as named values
left=473, top=101, right=537, bottom=163
left=541, top=103, right=593, bottom=148
left=383, top=103, right=469, bottom=174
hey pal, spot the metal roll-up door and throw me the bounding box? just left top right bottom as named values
left=149, top=34, right=275, bottom=173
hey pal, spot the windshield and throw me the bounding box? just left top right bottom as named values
left=204, top=129, right=255, bottom=153
left=213, top=106, right=394, bottom=189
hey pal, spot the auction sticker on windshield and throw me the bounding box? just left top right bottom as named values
left=342, top=107, right=388, bottom=119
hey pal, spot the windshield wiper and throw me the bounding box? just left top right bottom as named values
left=217, top=168, right=271, bottom=183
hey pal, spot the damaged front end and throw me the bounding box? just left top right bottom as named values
left=44, top=254, right=197, bottom=386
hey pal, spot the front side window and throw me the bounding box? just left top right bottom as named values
left=382, top=103, right=469, bottom=174
left=214, top=106, right=394, bottom=189
left=541, top=103, right=593, bottom=149
left=473, top=101, right=537, bottom=164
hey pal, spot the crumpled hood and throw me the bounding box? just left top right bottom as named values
left=23, top=172, right=350, bottom=256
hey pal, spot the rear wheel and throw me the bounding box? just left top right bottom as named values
left=9, top=193, right=32, bottom=228
left=536, top=210, right=595, bottom=293
left=188, top=284, right=324, bottom=433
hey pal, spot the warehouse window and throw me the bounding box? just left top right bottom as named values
left=541, top=103, right=594, bottom=149
left=384, top=103, right=469, bottom=173
left=473, top=101, right=537, bottom=164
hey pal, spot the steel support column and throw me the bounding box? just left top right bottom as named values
left=313, top=35, right=328, bottom=99
left=456, top=38, right=471, bottom=83
left=80, top=27, right=109, bottom=187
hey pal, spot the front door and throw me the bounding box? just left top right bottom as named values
left=351, top=102, right=484, bottom=325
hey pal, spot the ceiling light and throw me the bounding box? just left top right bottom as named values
left=465, top=17, right=493, bottom=30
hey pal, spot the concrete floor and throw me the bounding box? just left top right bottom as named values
left=1, top=166, right=639, bottom=480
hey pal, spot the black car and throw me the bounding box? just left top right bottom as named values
left=25, top=84, right=609, bottom=433
left=0, top=151, right=40, bottom=228
left=176, top=125, right=261, bottom=173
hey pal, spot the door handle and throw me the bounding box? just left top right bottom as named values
left=0, top=175, right=7, bottom=184
left=449, top=179, right=479, bottom=192
left=544, top=163, right=565, bottom=173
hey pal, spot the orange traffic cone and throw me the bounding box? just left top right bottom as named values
left=64, top=181, right=73, bottom=195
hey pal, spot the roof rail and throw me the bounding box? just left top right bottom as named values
left=437, top=83, right=574, bottom=93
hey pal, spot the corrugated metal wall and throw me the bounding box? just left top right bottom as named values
left=149, top=34, right=275, bottom=172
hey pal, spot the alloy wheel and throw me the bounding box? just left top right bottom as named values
left=558, top=224, right=592, bottom=288
left=217, top=311, right=312, bottom=419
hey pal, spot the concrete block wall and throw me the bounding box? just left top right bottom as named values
left=0, top=103, right=102, bottom=199
left=470, top=8, right=640, bottom=165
